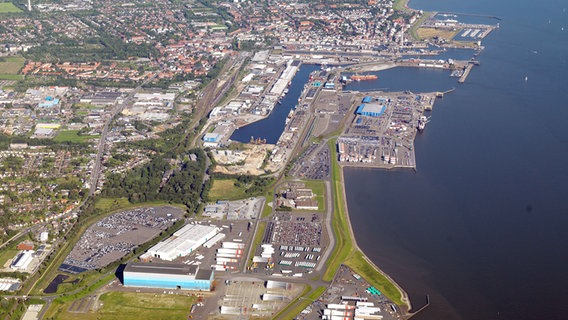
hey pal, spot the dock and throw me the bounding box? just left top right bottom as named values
left=458, top=64, right=474, bottom=83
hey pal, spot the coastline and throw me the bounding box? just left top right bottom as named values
left=337, top=162, right=413, bottom=313
left=326, top=138, right=413, bottom=315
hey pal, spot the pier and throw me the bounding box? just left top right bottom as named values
left=458, top=63, right=475, bottom=83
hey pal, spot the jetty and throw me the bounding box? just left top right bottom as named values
left=458, top=63, right=474, bottom=83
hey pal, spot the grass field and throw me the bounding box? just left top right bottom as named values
left=0, top=74, right=24, bottom=80
left=0, top=2, right=22, bottom=13
left=393, top=0, right=409, bottom=11
left=0, top=56, right=25, bottom=73
left=54, top=130, right=100, bottom=143
left=208, top=179, right=248, bottom=201
left=416, top=27, right=458, bottom=41
left=46, top=292, right=196, bottom=320
left=94, top=197, right=131, bottom=212
left=0, top=248, right=18, bottom=267
left=0, top=232, right=31, bottom=267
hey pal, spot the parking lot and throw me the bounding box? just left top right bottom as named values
left=60, top=206, right=184, bottom=273
left=289, top=143, right=330, bottom=180
left=252, top=212, right=326, bottom=276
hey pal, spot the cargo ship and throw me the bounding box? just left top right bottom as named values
left=350, top=74, right=378, bottom=81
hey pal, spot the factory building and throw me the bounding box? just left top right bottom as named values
left=203, top=133, right=221, bottom=143
left=10, top=250, right=34, bottom=271
left=356, top=103, right=386, bottom=117
left=123, top=262, right=214, bottom=291
left=142, top=224, right=219, bottom=261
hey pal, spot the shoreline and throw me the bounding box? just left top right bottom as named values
left=337, top=163, right=413, bottom=313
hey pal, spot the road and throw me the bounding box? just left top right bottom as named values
left=88, top=73, right=159, bottom=197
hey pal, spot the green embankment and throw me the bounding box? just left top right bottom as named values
left=262, top=189, right=274, bottom=218
left=345, top=251, right=403, bottom=304
left=274, top=285, right=327, bottom=320
left=247, top=221, right=266, bottom=268
left=324, top=138, right=405, bottom=306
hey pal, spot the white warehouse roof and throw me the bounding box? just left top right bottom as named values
left=145, top=224, right=219, bottom=261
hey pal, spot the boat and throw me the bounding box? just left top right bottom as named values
left=350, top=74, right=378, bottom=81
left=417, top=115, right=429, bottom=131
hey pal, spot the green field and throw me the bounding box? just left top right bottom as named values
left=208, top=179, right=248, bottom=201
left=94, top=197, right=131, bottom=212
left=46, top=292, right=196, bottom=320
left=393, top=0, right=409, bottom=11
left=0, top=2, right=23, bottom=13
left=0, top=74, right=24, bottom=80
left=247, top=221, right=266, bottom=268
left=54, top=130, right=100, bottom=143
left=0, top=56, right=25, bottom=74
left=0, top=248, right=18, bottom=267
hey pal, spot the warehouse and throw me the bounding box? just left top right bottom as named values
left=355, top=103, right=386, bottom=117
left=142, top=224, right=219, bottom=261
left=123, top=262, right=214, bottom=291
left=10, top=250, right=34, bottom=271
left=203, top=133, right=221, bottom=143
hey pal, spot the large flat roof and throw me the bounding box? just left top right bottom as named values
left=361, top=103, right=385, bottom=113
left=195, top=268, right=213, bottom=280
left=125, top=262, right=198, bottom=276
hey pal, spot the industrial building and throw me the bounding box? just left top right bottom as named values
left=142, top=224, right=219, bottom=261
left=123, top=262, right=214, bottom=291
left=10, top=250, right=34, bottom=271
left=203, top=133, right=221, bottom=143
left=356, top=103, right=386, bottom=117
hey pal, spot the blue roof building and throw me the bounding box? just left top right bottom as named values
left=203, top=133, right=221, bottom=143
left=123, top=262, right=214, bottom=291
left=356, top=103, right=386, bottom=117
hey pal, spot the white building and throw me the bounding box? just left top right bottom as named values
left=143, top=224, right=219, bottom=261
left=10, top=250, right=34, bottom=271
